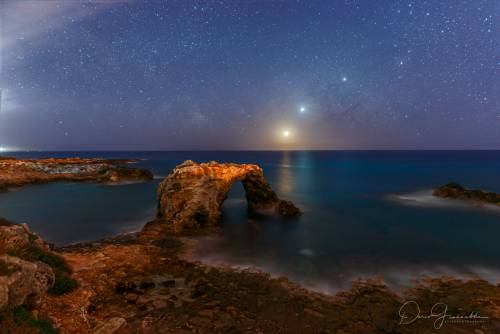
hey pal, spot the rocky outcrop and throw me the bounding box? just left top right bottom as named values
left=156, top=160, right=301, bottom=233
left=0, top=157, right=153, bottom=191
left=0, top=255, right=54, bottom=311
left=433, top=182, right=500, bottom=206
left=0, top=222, right=55, bottom=311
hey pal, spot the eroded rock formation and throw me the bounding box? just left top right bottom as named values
left=0, top=221, right=55, bottom=311
left=433, top=182, right=500, bottom=206
left=157, top=160, right=301, bottom=232
left=0, top=157, right=153, bottom=191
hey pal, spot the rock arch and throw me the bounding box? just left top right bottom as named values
left=156, top=160, right=301, bottom=233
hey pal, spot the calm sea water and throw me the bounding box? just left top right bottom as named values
left=1, top=151, right=500, bottom=291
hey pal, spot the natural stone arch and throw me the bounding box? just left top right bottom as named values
left=156, top=160, right=300, bottom=233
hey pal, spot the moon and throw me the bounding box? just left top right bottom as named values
left=283, top=130, right=290, bottom=137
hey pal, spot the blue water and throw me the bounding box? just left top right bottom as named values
left=1, top=151, right=500, bottom=291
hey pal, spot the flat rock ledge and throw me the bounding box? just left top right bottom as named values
left=0, top=157, right=153, bottom=191
left=433, top=182, right=500, bottom=206
left=156, top=160, right=301, bottom=233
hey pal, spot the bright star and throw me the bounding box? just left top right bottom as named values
left=299, top=106, right=306, bottom=113
left=342, top=77, right=347, bottom=82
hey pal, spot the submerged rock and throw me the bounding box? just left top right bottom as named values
left=156, top=160, right=301, bottom=232
left=433, top=182, right=500, bottom=206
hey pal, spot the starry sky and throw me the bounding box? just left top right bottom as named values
left=0, top=0, right=498, bottom=151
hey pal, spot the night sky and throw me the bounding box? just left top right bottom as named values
left=0, top=1, right=498, bottom=151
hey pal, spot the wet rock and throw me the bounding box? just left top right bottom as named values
left=433, top=182, right=500, bottom=205
left=277, top=200, right=301, bottom=217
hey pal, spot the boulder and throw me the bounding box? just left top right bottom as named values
left=433, top=182, right=500, bottom=206
left=0, top=222, right=49, bottom=254
left=278, top=200, right=302, bottom=217
left=0, top=255, right=55, bottom=310
left=156, top=161, right=301, bottom=232
left=0, top=220, right=59, bottom=311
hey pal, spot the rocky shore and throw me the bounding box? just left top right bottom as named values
left=1, top=219, right=499, bottom=333
left=434, top=182, right=500, bottom=206
left=1, top=160, right=499, bottom=333
left=0, top=157, right=153, bottom=192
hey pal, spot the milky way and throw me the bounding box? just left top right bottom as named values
left=0, top=1, right=498, bottom=150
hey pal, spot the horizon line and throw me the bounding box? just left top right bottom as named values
left=2, top=149, right=500, bottom=153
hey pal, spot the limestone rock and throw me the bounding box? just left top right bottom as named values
left=0, top=157, right=153, bottom=190
left=0, top=255, right=55, bottom=311
left=157, top=160, right=301, bottom=232
left=0, top=222, right=48, bottom=253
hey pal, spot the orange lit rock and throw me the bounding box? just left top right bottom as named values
left=156, top=160, right=301, bottom=233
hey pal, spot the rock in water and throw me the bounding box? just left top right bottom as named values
left=278, top=200, right=302, bottom=217
left=156, top=160, right=301, bottom=232
left=433, top=182, right=500, bottom=206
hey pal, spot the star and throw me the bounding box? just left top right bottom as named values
left=342, top=77, right=347, bottom=82
left=299, top=106, right=306, bottom=113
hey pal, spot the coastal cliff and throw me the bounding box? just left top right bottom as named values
left=156, top=160, right=301, bottom=233
left=0, top=157, right=153, bottom=191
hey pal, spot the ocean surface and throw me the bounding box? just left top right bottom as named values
left=1, top=150, right=500, bottom=292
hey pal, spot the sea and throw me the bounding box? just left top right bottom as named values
left=1, top=150, right=500, bottom=293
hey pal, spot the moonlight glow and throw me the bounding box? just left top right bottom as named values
left=0, top=1, right=497, bottom=150
left=282, top=130, right=290, bottom=138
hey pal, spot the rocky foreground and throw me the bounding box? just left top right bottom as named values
left=1, top=161, right=499, bottom=333
left=1, top=219, right=499, bottom=334
left=0, top=157, right=153, bottom=191
left=434, top=182, right=500, bottom=206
